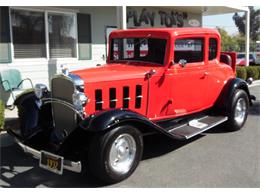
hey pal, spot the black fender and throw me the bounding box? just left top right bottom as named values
left=14, top=91, right=52, bottom=138
left=79, top=109, right=183, bottom=140
left=214, top=78, right=252, bottom=114
left=14, top=91, right=40, bottom=136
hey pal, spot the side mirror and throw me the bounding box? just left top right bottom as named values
left=178, top=59, right=187, bottom=68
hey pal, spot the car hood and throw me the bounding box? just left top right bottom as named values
left=71, top=63, right=158, bottom=83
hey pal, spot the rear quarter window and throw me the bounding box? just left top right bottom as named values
left=209, top=38, right=218, bottom=60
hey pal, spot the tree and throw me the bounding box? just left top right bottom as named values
left=217, top=27, right=240, bottom=51
left=232, top=6, right=260, bottom=41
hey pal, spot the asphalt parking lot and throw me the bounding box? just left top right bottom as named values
left=0, top=85, right=260, bottom=188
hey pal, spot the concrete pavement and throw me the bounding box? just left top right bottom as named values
left=0, top=85, right=260, bottom=187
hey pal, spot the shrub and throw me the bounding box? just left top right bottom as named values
left=253, top=66, right=260, bottom=80
left=0, top=100, right=4, bottom=130
left=236, top=67, right=247, bottom=80
left=245, top=66, right=260, bottom=80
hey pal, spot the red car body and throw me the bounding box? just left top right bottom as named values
left=73, top=28, right=235, bottom=121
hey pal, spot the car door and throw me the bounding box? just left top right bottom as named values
left=166, top=36, right=210, bottom=116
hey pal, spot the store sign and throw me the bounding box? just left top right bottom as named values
left=188, top=19, right=200, bottom=27
left=127, top=8, right=188, bottom=27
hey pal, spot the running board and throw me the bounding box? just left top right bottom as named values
left=162, top=115, right=228, bottom=140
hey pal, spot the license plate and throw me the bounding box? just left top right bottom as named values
left=39, top=150, right=64, bottom=175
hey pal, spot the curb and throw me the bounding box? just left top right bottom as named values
left=249, top=80, right=260, bottom=88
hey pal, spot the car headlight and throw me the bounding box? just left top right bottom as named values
left=35, top=84, right=48, bottom=99
left=72, top=91, right=88, bottom=109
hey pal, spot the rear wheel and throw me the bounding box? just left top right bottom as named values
left=87, top=125, right=143, bottom=184
left=226, top=89, right=249, bottom=131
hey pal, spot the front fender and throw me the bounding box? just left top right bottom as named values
left=14, top=91, right=40, bottom=136
left=14, top=91, right=53, bottom=138
left=79, top=109, right=183, bottom=140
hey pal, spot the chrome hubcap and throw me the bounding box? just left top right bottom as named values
left=234, top=98, right=247, bottom=124
left=109, top=134, right=137, bottom=174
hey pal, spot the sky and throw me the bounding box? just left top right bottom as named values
left=203, top=13, right=241, bottom=35
left=203, top=6, right=260, bottom=36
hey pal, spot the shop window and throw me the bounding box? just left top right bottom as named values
left=11, top=9, right=46, bottom=59
left=77, top=13, right=92, bottom=60
left=209, top=38, right=218, bottom=60
left=0, top=7, right=11, bottom=63
left=174, top=38, right=204, bottom=63
left=48, top=13, right=77, bottom=58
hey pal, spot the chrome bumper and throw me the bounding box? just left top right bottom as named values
left=15, top=138, right=82, bottom=173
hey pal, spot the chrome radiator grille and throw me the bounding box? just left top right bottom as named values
left=51, top=76, right=77, bottom=140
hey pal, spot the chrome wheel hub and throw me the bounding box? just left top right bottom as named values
left=109, top=134, right=137, bottom=174
left=234, top=98, right=247, bottom=124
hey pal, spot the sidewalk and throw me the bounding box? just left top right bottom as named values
left=4, top=107, right=19, bottom=131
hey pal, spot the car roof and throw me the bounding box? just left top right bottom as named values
left=110, top=28, right=220, bottom=37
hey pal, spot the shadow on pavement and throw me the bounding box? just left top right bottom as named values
left=0, top=132, right=204, bottom=188
left=2, top=99, right=259, bottom=187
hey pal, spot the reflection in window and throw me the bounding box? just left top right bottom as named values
left=0, top=7, right=11, bottom=63
left=48, top=13, right=76, bottom=58
left=174, top=38, right=204, bottom=63
left=111, top=38, right=166, bottom=65
left=209, top=38, right=217, bottom=60
left=11, top=9, right=46, bottom=58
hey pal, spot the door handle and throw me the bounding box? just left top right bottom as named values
left=204, top=71, right=209, bottom=76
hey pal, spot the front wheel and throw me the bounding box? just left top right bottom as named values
left=226, top=89, right=249, bottom=131
left=87, top=125, right=143, bottom=184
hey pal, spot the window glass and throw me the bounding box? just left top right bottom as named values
left=111, top=38, right=166, bottom=65
left=174, top=38, right=204, bottom=63
left=209, top=38, right=217, bottom=60
left=0, top=7, right=11, bottom=63
left=11, top=9, right=46, bottom=58
left=77, top=13, right=92, bottom=60
left=48, top=13, right=76, bottom=58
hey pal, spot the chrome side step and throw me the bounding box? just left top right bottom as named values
left=166, top=115, right=228, bottom=140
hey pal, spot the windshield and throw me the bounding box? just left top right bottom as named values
left=110, top=37, right=167, bottom=65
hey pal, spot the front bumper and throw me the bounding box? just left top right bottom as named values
left=14, top=138, right=82, bottom=174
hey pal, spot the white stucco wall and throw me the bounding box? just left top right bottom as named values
left=0, top=6, right=118, bottom=90
left=0, top=6, right=203, bottom=104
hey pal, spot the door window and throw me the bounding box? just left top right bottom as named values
left=174, top=38, right=204, bottom=63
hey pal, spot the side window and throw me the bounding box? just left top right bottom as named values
left=209, top=38, right=217, bottom=60
left=174, top=38, right=204, bottom=63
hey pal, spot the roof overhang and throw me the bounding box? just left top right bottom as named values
left=148, top=6, right=249, bottom=15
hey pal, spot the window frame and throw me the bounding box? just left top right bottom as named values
left=9, top=7, right=82, bottom=62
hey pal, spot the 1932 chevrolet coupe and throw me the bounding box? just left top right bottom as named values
left=8, top=28, right=255, bottom=184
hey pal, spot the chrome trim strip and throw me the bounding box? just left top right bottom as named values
left=42, top=98, right=84, bottom=120
left=15, top=138, right=82, bottom=173
left=96, top=101, right=104, bottom=104
left=110, top=99, right=118, bottom=102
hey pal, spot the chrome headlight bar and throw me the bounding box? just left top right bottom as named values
left=72, top=91, right=88, bottom=109
left=34, top=83, right=48, bottom=99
